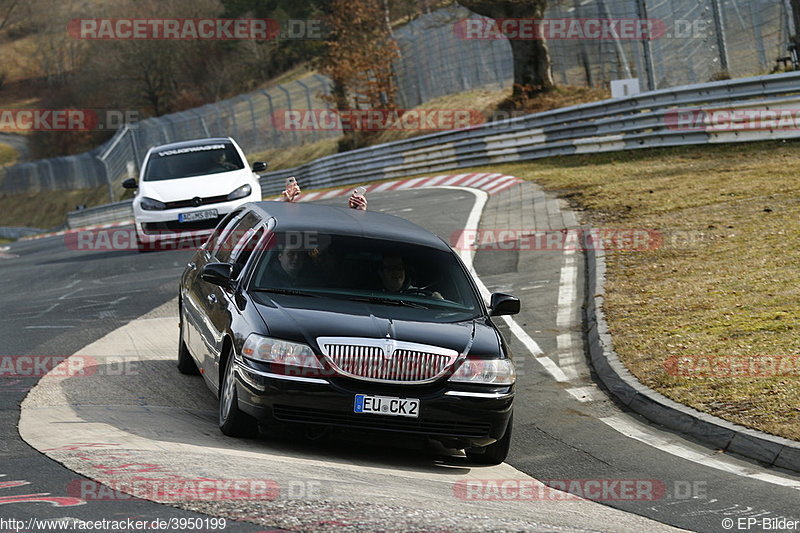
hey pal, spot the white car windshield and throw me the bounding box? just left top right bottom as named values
left=144, top=143, right=245, bottom=181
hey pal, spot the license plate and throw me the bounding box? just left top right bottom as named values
left=179, top=209, right=218, bottom=223
left=354, top=394, right=419, bottom=418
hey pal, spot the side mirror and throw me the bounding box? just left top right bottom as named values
left=201, top=262, right=233, bottom=288
left=489, top=293, right=520, bottom=316
left=252, top=161, right=267, bottom=173
left=122, top=178, right=138, bottom=189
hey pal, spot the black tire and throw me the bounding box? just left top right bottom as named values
left=465, top=413, right=513, bottom=465
left=219, top=351, right=258, bottom=438
left=136, top=234, right=149, bottom=253
left=177, top=320, right=199, bottom=375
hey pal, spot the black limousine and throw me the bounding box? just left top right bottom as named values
left=178, top=201, right=520, bottom=464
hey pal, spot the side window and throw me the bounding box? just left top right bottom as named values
left=231, top=227, right=266, bottom=279
left=216, top=211, right=261, bottom=263
left=204, top=209, right=242, bottom=254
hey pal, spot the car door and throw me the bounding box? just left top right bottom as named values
left=183, top=209, right=245, bottom=376
left=199, top=210, right=263, bottom=389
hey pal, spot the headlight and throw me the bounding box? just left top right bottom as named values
left=227, top=184, right=252, bottom=200
left=448, top=358, right=515, bottom=385
left=140, top=197, right=166, bottom=210
left=242, top=334, right=322, bottom=369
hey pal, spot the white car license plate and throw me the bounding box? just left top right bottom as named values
left=354, top=394, right=419, bottom=418
left=179, top=209, right=218, bottom=223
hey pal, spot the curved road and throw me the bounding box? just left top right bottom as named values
left=2, top=185, right=799, bottom=532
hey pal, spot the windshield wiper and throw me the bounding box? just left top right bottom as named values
left=253, top=287, right=321, bottom=298
left=348, top=295, right=429, bottom=309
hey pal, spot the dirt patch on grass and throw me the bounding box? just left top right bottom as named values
left=0, top=187, right=109, bottom=229
left=0, top=143, right=17, bottom=166
left=452, top=141, right=800, bottom=441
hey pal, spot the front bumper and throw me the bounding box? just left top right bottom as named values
left=234, top=358, right=514, bottom=449
left=133, top=194, right=259, bottom=242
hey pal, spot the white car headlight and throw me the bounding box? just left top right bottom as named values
left=227, top=184, right=252, bottom=201
left=241, top=334, right=322, bottom=369
left=140, top=197, right=166, bottom=210
left=448, top=358, right=516, bottom=385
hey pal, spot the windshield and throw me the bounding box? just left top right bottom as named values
left=250, top=232, right=482, bottom=318
left=143, top=143, right=244, bottom=181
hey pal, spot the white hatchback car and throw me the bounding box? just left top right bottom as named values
left=123, top=137, right=265, bottom=251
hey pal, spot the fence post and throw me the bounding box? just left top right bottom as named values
left=296, top=79, right=317, bottom=143
left=277, top=85, right=297, bottom=145
left=635, top=0, right=656, bottom=90
left=710, top=0, right=731, bottom=73
left=599, top=0, right=632, bottom=80
left=261, top=90, right=280, bottom=147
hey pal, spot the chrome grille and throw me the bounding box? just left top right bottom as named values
left=319, top=337, right=459, bottom=383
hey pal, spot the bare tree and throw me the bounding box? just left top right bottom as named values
left=458, top=0, right=555, bottom=98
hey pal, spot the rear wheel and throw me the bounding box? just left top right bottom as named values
left=219, top=351, right=258, bottom=437
left=177, top=319, right=199, bottom=375
left=465, top=413, right=512, bottom=465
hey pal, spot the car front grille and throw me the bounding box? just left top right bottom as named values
left=142, top=216, right=224, bottom=233
left=272, top=405, right=491, bottom=438
left=164, top=194, right=230, bottom=209
left=318, top=337, right=459, bottom=384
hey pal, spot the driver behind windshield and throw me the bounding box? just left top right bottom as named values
left=378, top=255, right=443, bottom=299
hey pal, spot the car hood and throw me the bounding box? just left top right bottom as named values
left=139, top=169, right=253, bottom=201
left=251, top=295, right=501, bottom=357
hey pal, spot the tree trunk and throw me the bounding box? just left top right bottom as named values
left=458, top=0, right=555, bottom=98
left=508, top=38, right=555, bottom=97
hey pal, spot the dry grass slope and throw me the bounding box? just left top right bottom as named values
left=457, top=141, right=800, bottom=440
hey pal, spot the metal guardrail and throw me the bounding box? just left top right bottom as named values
left=0, top=226, right=44, bottom=239
left=67, top=71, right=800, bottom=229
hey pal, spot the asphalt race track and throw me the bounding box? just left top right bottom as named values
left=2, top=186, right=799, bottom=532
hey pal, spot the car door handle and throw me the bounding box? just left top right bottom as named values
left=207, top=294, right=217, bottom=304
left=187, top=262, right=196, bottom=270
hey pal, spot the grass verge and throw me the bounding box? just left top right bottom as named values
left=449, top=141, right=800, bottom=441
left=0, top=187, right=110, bottom=229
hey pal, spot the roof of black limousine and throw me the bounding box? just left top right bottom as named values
left=250, top=201, right=451, bottom=251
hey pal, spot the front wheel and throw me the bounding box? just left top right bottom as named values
left=465, top=413, right=512, bottom=465
left=219, top=351, right=258, bottom=437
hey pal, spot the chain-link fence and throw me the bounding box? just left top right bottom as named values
left=0, top=0, right=791, bottom=197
